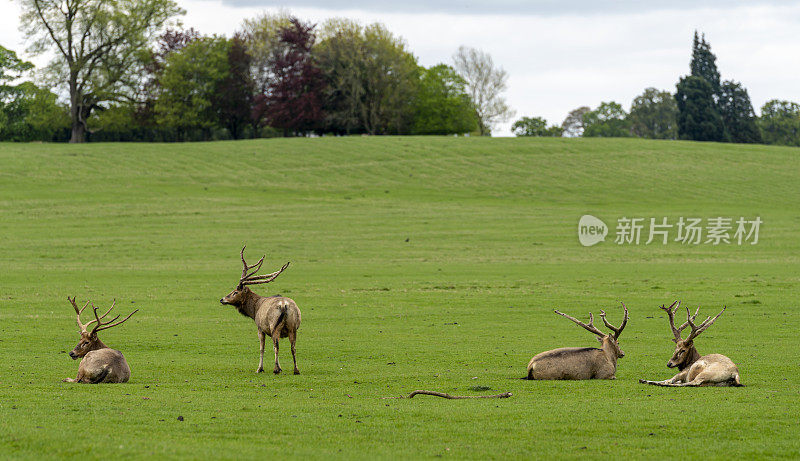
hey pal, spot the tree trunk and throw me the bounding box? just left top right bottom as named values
left=69, top=76, right=85, bottom=143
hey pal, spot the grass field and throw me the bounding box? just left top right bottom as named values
left=1, top=136, right=799, bottom=459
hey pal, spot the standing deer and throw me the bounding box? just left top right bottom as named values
left=64, top=296, right=138, bottom=384
left=220, top=246, right=301, bottom=375
left=640, top=301, right=742, bottom=387
left=526, top=303, right=628, bottom=380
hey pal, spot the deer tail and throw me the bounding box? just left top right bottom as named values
left=274, top=301, right=288, bottom=330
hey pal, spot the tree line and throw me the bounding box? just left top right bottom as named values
left=1, top=2, right=514, bottom=143
left=513, top=32, right=800, bottom=147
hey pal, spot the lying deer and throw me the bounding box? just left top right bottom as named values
left=640, top=301, right=742, bottom=387
left=220, top=246, right=301, bottom=374
left=64, top=296, right=138, bottom=383
left=526, top=303, right=628, bottom=380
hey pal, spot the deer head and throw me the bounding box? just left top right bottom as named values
left=554, top=302, right=629, bottom=358
left=660, top=301, right=726, bottom=368
left=67, top=296, right=138, bottom=359
left=220, top=246, right=289, bottom=307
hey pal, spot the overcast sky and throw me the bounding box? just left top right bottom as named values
left=2, top=0, right=798, bottom=136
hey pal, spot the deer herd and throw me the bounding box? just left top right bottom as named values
left=62, top=246, right=743, bottom=388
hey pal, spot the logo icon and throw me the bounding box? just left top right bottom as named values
left=578, top=215, right=608, bottom=247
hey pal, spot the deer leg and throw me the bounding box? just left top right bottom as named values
left=256, top=330, right=265, bottom=373
left=289, top=330, right=299, bottom=375
left=272, top=332, right=282, bottom=374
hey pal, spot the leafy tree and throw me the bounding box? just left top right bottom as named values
left=19, top=0, right=183, bottom=142
left=0, top=45, right=33, bottom=85
left=315, top=19, right=365, bottom=134
left=561, top=106, right=590, bottom=137
left=155, top=36, right=230, bottom=139
left=316, top=19, right=418, bottom=135
left=511, top=116, right=562, bottom=137
left=629, top=88, right=678, bottom=139
left=214, top=34, right=254, bottom=139
left=758, top=100, right=800, bottom=146
left=582, top=101, right=631, bottom=137
left=1, top=46, right=68, bottom=141
left=261, top=18, right=325, bottom=136
left=452, top=46, right=513, bottom=136
left=675, top=75, right=725, bottom=142
left=1, top=45, right=34, bottom=132
left=1, top=81, right=69, bottom=141
left=718, top=80, right=761, bottom=144
left=412, top=64, right=477, bottom=135
left=690, top=31, right=721, bottom=99
left=240, top=11, right=292, bottom=95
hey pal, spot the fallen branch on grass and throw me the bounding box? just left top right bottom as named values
left=384, top=390, right=512, bottom=399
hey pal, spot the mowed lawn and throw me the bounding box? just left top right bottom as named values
left=0, top=136, right=799, bottom=459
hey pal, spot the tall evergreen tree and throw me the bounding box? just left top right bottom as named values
left=675, top=75, right=725, bottom=142
left=718, top=80, right=761, bottom=144
left=690, top=31, right=721, bottom=100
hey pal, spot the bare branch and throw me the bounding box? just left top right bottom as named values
left=407, top=390, right=512, bottom=399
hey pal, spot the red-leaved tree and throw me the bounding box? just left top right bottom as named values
left=260, top=18, right=326, bottom=136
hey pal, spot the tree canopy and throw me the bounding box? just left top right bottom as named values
left=18, top=0, right=183, bottom=142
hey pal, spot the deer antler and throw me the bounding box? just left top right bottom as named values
left=89, top=300, right=138, bottom=334
left=240, top=245, right=265, bottom=280
left=685, top=305, right=726, bottom=342
left=554, top=310, right=606, bottom=338
left=239, top=246, right=290, bottom=287
left=68, top=296, right=91, bottom=332
left=659, top=301, right=700, bottom=342
left=599, top=302, right=628, bottom=339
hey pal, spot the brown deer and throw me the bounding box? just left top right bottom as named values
left=526, top=303, right=628, bottom=380
left=640, top=301, right=742, bottom=387
left=64, top=296, right=138, bottom=384
left=220, top=246, right=301, bottom=375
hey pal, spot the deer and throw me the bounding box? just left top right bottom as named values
left=220, top=246, right=301, bottom=375
left=526, top=303, right=628, bottom=380
left=639, top=301, right=742, bottom=387
left=64, top=296, right=138, bottom=384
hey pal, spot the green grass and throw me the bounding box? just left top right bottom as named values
left=1, top=136, right=799, bottom=459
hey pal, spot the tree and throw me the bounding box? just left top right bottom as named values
left=629, top=88, right=678, bottom=139
left=412, top=64, right=477, bottom=135
left=240, top=11, right=292, bottom=95
left=19, top=0, right=183, bottom=142
left=0, top=45, right=34, bottom=131
left=717, top=80, right=761, bottom=144
left=583, top=101, right=631, bottom=137
left=690, top=31, right=721, bottom=99
left=561, top=106, right=590, bottom=137
left=675, top=75, right=725, bottom=142
left=261, top=18, right=326, bottom=136
left=154, top=36, right=230, bottom=139
left=511, top=116, right=562, bottom=137
left=137, top=27, right=200, bottom=129
left=1, top=46, right=68, bottom=141
left=0, top=45, right=33, bottom=85
left=214, top=34, right=254, bottom=139
left=452, top=46, right=513, bottom=136
left=758, top=100, right=800, bottom=147
left=316, top=19, right=418, bottom=135
left=1, top=81, right=69, bottom=141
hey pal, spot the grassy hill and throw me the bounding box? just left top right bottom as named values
left=1, top=137, right=798, bottom=458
